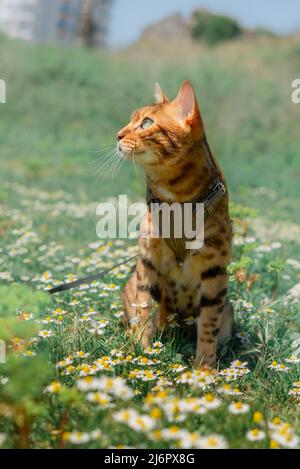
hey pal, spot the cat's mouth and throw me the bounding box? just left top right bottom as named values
left=117, top=142, right=134, bottom=159
left=118, top=143, right=157, bottom=166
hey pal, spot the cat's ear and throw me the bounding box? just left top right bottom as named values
left=154, top=83, right=169, bottom=104
left=173, top=81, right=203, bottom=132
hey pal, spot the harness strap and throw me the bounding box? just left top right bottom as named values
left=48, top=254, right=138, bottom=294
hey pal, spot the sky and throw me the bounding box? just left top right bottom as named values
left=108, top=0, right=300, bottom=46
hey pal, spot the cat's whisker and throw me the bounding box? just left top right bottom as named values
left=155, top=152, right=160, bottom=168
left=94, top=150, right=119, bottom=178
left=111, top=151, right=123, bottom=180
left=88, top=146, right=118, bottom=166
left=88, top=143, right=116, bottom=153
left=113, top=150, right=131, bottom=180
left=88, top=144, right=116, bottom=160
left=99, top=153, right=119, bottom=174
left=132, top=150, right=138, bottom=176
left=96, top=158, right=115, bottom=176
left=114, top=152, right=127, bottom=179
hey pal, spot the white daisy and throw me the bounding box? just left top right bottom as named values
left=228, top=402, right=250, bottom=414
left=246, top=429, right=266, bottom=441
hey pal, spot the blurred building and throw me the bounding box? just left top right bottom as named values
left=0, top=0, right=112, bottom=46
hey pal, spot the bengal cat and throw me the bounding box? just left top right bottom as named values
left=117, top=81, right=233, bottom=367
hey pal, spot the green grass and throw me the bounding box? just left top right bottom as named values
left=0, top=35, right=300, bottom=449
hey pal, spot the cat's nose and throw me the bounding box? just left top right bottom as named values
left=117, top=131, right=125, bottom=141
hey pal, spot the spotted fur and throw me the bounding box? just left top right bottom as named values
left=118, top=81, right=233, bottom=367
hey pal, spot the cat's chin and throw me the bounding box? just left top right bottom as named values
left=134, top=150, right=157, bottom=166
left=118, top=146, right=157, bottom=166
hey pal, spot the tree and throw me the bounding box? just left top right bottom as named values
left=79, top=0, right=96, bottom=47
left=79, top=0, right=114, bottom=48
left=191, top=10, right=242, bottom=45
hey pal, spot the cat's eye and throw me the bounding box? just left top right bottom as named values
left=140, top=118, right=154, bottom=130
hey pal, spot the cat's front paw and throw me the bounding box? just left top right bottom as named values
left=193, top=355, right=217, bottom=370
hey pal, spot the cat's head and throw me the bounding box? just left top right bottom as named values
left=117, top=81, right=204, bottom=167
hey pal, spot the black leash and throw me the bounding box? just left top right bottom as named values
left=48, top=254, right=138, bottom=295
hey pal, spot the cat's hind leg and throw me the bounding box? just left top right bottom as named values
left=218, top=300, right=234, bottom=344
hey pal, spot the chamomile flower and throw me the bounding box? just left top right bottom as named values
left=199, top=393, right=222, bottom=410
left=38, top=330, right=54, bottom=339
left=45, top=382, right=62, bottom=394
left=86, top=391, right=112, bottom=407
left=160, top=426, right=186, bottom=441
left=63, top=431, right=90, bottom=445
left=113, top=409, right=138, bottom=424
left=178, top=431, right=202, bottom=449
left=77, top=376, right=99, bottom=391
left=64, top=365, right=76, bottom=375
left=23, top=350, right=37, bottom=357
left=0, top=433, right=6, bottom=447
left=75, top=351, right=90, bottom=359
left=253, top=411, right=264, bottom=424
left=40, top=271, right=52, bottom=283
left=153, top=341, right=163, bottom=349
left=176, top=369, right=217, bottom=389
left=134, top=356, right=160, bottom=366
left=104, top=283, right=119, bottom=292
left=246, top=429, right=266, bottom=441
left=285, top=355, right=300, bottom=364
left=268, top=361, right=291, bottom=372
left=52, top=308, right=67, bottom=316
left=78, top=364, right=98, bottom=376
left=69, top=300, right=80, bottom=306
left=170, top=364, right=187, bottom=373
left=86, top=307, right=98, bottom=316
left=268, top=417, right=283, bottom=431
left=230, top=360, right=248, bottom=369
left=98, top=376, right=134, bottom=400
left=271, top=426, right=299, bottom=449
left=0, top=376, right=8, bottom=385
left=288, top=388, right=300, bottom=397
left=199, top=434, right=228, bottom=449
left=129, top=369, right=158, bottom=382
left=217, top=384, right=243, bottom=396
left=79, top=315, right=92, bottom=323
left=145, top=344, right=163, bottom=355
left=40, top=317, right=56, bottom=324
left=219, top=365, right=250, bottom=381
left=228, top=402, right=250, bottom=414
left=154, top=376, right=173, bottom=389
left=89, top=429, right=102, bottom=440
left=111, top=349, right=124, bottom=358
left=129, top=414, right=156, bottom=432
left=114, top=310, right=124, bottom=318
left=65, top=273, right=78, bottom=283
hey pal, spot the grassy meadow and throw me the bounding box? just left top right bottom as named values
left=0, top=32, right=300, bottom=449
